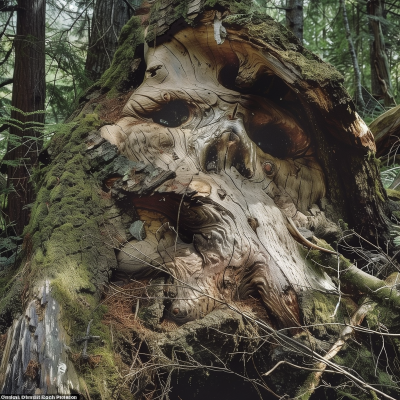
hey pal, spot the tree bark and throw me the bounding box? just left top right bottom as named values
left=367, top=0, right=396, bottom=107
left=340, top=0, right=366, bottom=110
left=4, top=0, right=45, bottom=236
left=85, top=0, right=130, bottom=81
left=285, top=0, right=303, bottom=44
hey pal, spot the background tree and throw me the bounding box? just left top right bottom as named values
left=340, top=0, right=366, bottom=109
left=85, top=0, right=133, bottom=81
left=3, top=0, right=45, bottom=235
left=285, top=0, right=303, bottom=44
left=367, top=0, right=396, bottom=106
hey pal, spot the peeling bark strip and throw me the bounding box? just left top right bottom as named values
left=0, top=283, right=79, bottom=395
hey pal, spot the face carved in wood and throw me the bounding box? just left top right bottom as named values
left=101, top=24, right=335, bottom=328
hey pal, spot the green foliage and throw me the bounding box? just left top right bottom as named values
left=380, top=164, right=400, bottom=188
left=45, top=24, right=92, bottom=121
left=259, top=0, right=400, bottom=115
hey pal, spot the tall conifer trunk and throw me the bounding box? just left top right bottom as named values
left=85, top=0, right=130, bottom=81
left=5, top=0, right=45, bottom=235
left=367, top=0, right=396, bottom=107
left=285, top=0, right=303, bottom=44
left=340, top=0, right=366, bottom=110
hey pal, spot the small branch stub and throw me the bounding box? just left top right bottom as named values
left=76, top=320, right=101, bottom=360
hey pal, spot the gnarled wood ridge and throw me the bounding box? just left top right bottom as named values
left=1, top=1, right=399, bottom=399
left=100, top=3, right=381, bottom=328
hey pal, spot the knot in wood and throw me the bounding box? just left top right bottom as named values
left=172, top=307, right=180, bottom=315
left=247, top=217, right=259, bottom=232
left=162, top=92, right=171, bottom=102
left=263, top=161, right=276, bottom=176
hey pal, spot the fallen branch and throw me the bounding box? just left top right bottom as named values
left=294, top=299, right=376, bottom=399
left=311, top=238, right=400, bottom=311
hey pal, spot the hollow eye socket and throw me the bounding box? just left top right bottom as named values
left=151, top=100, right=190, bottom=127
left=251, top=125, right=293, bottom=159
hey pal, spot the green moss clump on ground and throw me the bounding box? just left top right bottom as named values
left=334, top=346, right=399, bottom=399
left=300, top=290, right=357, bottom=338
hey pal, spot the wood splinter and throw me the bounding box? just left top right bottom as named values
left=286, top=216, right=337, bottom=255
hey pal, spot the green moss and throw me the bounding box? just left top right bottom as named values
left=386, top=188, right=400, bottom=201
left=366, top=296, right=400, bottom=333
left=300, top=290, right=357, bottom=338
left=173, top=0, right=189, bottom=21
left=334, top=346, right=398, bottom=398
left=0, top=110, right=122, bottom=391
left=224, top=14, right=343, bottom=85
left=338, top=219, right=349, bottom=231
left=99, top=16, right=144, bottom=91
left=301, top=238, right=352, bottom=272
left=375, top=178, right=385, bottom=201
left=203, top=0, right=253, bottom=14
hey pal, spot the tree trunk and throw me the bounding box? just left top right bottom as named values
left=85, top=0, right=130, bottom=81
left=285, top=0, right=303, bottom=44
left=1, top=1, right=399, bottom=399
left=367, top=0, right=396, bottom=107
left=4, top=0, right=45, bottom=236
left=340, top=0, right=366, bottom=110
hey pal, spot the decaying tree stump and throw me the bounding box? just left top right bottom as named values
left=1, top=1, right=400, bottom=399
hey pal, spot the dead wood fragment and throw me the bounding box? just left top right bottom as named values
left=295, top=299, right=377, bottom=400
left=370, top=104, right=400, bottom=159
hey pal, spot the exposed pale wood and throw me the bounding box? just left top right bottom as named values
left=100, top=23, right=340, bottom=328
left=0, top=282, right=80, bottom=395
